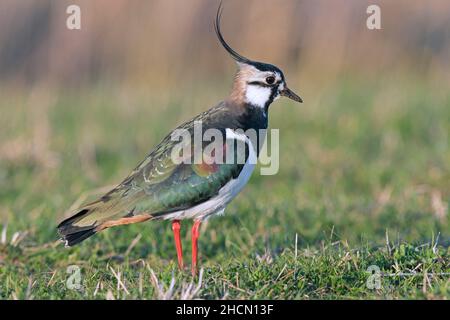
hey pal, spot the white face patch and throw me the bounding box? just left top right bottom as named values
left=245, top=85, right=272, bottom=109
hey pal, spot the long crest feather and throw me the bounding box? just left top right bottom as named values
left=214, top=3, right=253, bottom=65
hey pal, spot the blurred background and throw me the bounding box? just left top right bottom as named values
left=0, top=0, right=448, bottom=245
left=1, top=0, right=450, bottom=86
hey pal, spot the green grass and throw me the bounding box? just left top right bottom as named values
left=0, top=76, right=449, bottom=299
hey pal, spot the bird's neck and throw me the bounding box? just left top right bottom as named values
left=227, top=87, right=272, bottom=130
left=240, top=103, right=269, bottom=131
left=222, top=98, right=268, bottom=133
left=225, top=69, right=277, bottom=131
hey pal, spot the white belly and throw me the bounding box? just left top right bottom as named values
left=163, top=129, right=258, bottom=221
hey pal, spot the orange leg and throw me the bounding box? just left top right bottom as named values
left=191, top=220, right=202, bottom=276
left=171, top=220, right=184, bottom=269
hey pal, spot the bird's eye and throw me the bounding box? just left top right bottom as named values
left=265, top=76, right=275, bottom=85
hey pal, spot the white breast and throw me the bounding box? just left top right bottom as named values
left=163, top=129, right=257, bottom=221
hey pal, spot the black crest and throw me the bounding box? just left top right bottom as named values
left=214, top=3, right=283, bottom=75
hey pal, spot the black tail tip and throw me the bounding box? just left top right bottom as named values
left=59, top=228, right=97, bottom=247
left=57, top=208, right=96, bottom=246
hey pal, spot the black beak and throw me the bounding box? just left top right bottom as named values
left=280, top=87, right=303, bottom=103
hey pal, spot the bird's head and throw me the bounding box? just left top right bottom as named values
left=215, top=4, right=302, bottom=110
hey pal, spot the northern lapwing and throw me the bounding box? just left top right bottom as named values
left=57, top=4, right=302, bottom=275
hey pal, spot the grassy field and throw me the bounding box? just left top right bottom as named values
left=0, top=76, right=449, bottom=299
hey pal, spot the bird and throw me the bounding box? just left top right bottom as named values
left=57, top=4, right=302, bottom=276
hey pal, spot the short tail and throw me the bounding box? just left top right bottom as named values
left=57, top=207, right=100, bottom=246
left=58, top=191, right=151, bottom=247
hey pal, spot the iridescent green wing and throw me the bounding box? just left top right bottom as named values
left=121, top=128, right=247, bottom=217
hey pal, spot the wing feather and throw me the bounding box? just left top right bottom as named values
left=109, top=103, right=250, bottom=218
